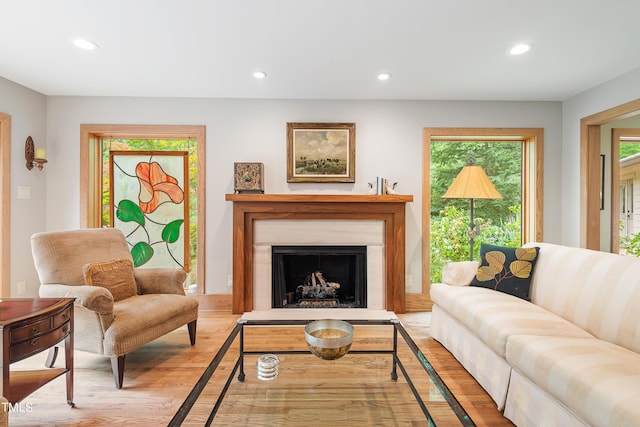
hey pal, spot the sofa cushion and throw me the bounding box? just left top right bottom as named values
left=430, top=283, right=593, bottom=357
left=506, top=335, right=640, bottom=427
left=525, top=242, right=640, bottom=354
left=442, top=260, right=480, bottom=286
left=470, top=244, right=539, bottom=301
left=83, top=259, right=138, bottom=301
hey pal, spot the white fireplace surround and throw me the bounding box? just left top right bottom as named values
left=252, top=219, right=385, bottom=311
left=226, top=193, right=411, bottom=314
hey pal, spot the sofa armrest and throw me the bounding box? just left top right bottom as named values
left=133, top=268, right=186, bottom=295
left=441, top=261, right=480, bottom=286
left=39, top=283, right=114, bottom=314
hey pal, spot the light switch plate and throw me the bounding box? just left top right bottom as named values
left=17, top=186, right=31, bottom=200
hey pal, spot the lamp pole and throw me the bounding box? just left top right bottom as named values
left=468, top=198, right=476, bottom=261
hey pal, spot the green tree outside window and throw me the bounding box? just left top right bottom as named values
left=430, top=142, right=522, bottom=282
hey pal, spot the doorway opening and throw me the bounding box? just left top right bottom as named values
left=580, top=99, right=640, bottom=250
left=0, top=113, right=10, bottom=297
left=611, top=130, right=640, bottom=255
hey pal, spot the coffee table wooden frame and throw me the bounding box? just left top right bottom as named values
left=170, top=318, right=473, bottom=426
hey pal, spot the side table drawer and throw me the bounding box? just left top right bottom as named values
left=53, top=307, right=72, bottom=329
left=10, top=318, right=52, bottom=344
left=10, top=322, right=71, bottom=363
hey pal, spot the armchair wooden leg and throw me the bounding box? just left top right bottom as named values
left=45, top=347, right=59, bottom=368
left=187, top=319, right=197, bottom=345
left=111, top=355, right=126, bottom=389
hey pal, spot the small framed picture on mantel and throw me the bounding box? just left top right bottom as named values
left=234, top=162, right=264, bottom=194
left=286, top=122, right=356, bottom=183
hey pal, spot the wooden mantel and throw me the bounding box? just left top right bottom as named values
left=226, top=194, right=413, bottom=314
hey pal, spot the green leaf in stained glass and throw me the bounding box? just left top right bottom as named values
left=161, top=219, right=184, bottom=244
left=131, top=242, right=154, bottom=267
left=116, top=199, right=145, bottom=226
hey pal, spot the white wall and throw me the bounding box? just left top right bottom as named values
left=562, top=67, right=640, bottom=246
left=5, top=65, right=640, bottom=297
left=9, top=65, right=640, bottom=297
left=0, top=77, right=47, bottom=296
left=44, top=97, right=562, bottom=295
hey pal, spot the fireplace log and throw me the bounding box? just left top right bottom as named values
left=296, top=271, right=341, bottom=300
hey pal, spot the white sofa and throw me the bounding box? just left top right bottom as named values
left=430, top=242, right=640, bottom=427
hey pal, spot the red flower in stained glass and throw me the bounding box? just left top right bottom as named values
left=135, top=161, right=184, bottom=214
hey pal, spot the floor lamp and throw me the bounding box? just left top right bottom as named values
left=442, top=158, right=502, bottom=261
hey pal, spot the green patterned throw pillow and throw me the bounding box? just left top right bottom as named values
left=470, top=244, right=540, bottom=301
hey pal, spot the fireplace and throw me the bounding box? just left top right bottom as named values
left=272, top=246, right=367, bottom=308
left=225, top=194, right=412, bottom=314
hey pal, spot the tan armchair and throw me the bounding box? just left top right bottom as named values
left=30, top=228, right=199, bottom=389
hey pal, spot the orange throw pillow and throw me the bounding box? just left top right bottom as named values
left=83, top=259, right=138, bottom=301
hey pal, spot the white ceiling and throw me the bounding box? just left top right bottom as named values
left=2, top=0, right=640, bottom=101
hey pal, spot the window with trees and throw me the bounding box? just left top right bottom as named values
left=423, top=128, right=543, bottom=287
left=430, top=141, right=523, bottom=282
left=80, top=125, right=206, bottom=293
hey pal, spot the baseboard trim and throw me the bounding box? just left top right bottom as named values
left=191, top=293, right=432, bottom=313
left=189, top=293, right=232, bottom=311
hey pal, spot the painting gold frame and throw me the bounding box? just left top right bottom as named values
left=287, top=122, right=356, bottom=183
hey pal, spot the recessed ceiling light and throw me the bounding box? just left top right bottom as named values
left=253, top=71, right=267, bottom=79
left=509, top=43, right=532, bottom=55
left=73, top=39, right=99, bottom=51
left=377, top=72, right=392, bottom=81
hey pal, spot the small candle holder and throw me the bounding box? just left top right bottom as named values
left=256, top=354, right=279, bottom=381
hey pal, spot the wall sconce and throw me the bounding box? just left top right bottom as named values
left=25, top=136, right=48, bottom=171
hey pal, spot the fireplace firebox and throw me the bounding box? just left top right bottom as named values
left=272, top=246, right=367, bottom=308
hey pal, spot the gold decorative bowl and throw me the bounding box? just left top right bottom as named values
left=304, top=319, right=354, bottom=360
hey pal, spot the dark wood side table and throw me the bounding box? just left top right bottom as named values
left=0, top=298, right=74, bottom=406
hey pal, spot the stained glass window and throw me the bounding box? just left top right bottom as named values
left=109, top=151, right=190, bottom=271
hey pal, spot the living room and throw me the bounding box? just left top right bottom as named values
left=1, top=1, right=640, bottom=426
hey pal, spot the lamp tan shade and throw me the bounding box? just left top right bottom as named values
left=442, top=165, right=502, bottom=199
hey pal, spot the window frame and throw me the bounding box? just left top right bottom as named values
left=420, top=128, right=543, bottom=309
left=0, top=113, right=10, bottom=297
left=80, top=124, right=206, bottom=293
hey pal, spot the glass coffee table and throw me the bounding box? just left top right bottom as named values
left=169, top=313, right=474, bottom=426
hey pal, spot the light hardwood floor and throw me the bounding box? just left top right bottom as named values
left=7, top=311, right=513, bottom=426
